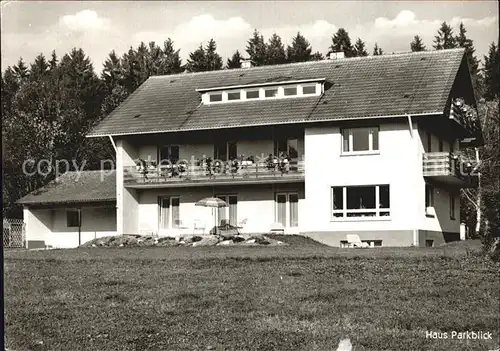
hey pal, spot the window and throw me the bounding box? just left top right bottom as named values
left=284, top=86, right=297, bottom=96
left=425, top=240, right=434, bottom=247
left=209, top=93, right=223, bottom=102
left=159, top=197, right=180, bottom=229
left=67, top=209, right=80, bottom=227
left=425, top=184, right=434, bottom=207
left=275, top=192, right=299, bottom=227
left=342, top=127, right=379, bottom=153
left=302, top=85, right=316, bottom=95
left=246, top=90, right=259, bottom=99
left=331, top=185, right=390, bottom=219
left=265, top=88, right=279, bottom=98
left=449, top=193, right=456, bottom=220
left=227, top=91, right=240, bottom=101
left=214, top=141, right=237, bottom=161
left=274, top=138, right=299, bottom=158
left=216, top=195, right=238, bottom=225
left=158, top=145, right=179, bottom=164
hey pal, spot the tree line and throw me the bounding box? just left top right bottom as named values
left=1, top=22, right=499, bottom=244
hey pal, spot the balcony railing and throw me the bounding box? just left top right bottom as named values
left=423, top=152, right=478, bottom=187
left=124, top=157, right=305, bottom=188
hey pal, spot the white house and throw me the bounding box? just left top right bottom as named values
left=17, top=170, right=116, bottom=248
left=22, top=48, right=481, bottom=248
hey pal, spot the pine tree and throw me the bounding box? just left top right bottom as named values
left=161, top=38, right=183, bottom=74
left=49, top=50, right=58, bottom=71
left=30, top=53, right=50, bottom=81
left=121, top=47, right=142, bottom=92
left=266, top=33, right=287, bottom=65
left=101, top=50, right=124, bottom=88
left=455, top=22, right=479, bottom=76
left=186, top=44, right=207, bottom=72
left=410, top=35, right=426, bottom=52
left=310, top=51, right=325, bottom=61
left=353, top=38, right=368, bottom=57
left=246, top=29, right=267, bottom=66
left=13, top=57, right=30, bottom=85
left=483, top=42, right=499, bottom=100
left=373, top=43, right=383, bottom=56
left=204, top=39, right=223, bottom=71
left=286, top=32, right=312, bottom=62
left=226, top=50, right=242, bottom=69
left=433, top=22, right=457, bottom=50
left=329, top=28, right=355, bottom=57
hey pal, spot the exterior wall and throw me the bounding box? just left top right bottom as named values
left=116, top=139, right=139, bottom=235
left=24, top=208, right=51, bottom=248
left=305, top=230, right=414, bottom=247
left=47, top=207, right=116, bottom=248
left=416, top=125, right=460, bottom=236
left=303, top=121, right=423, bottom=246
left=137, top=184, right=305, bottom=236
left=23, top=206, right=117, bottom=249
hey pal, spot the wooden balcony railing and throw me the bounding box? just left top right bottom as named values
left=423, top=152, right=478, bottom=187
left=124, top=158, right=305, bottom=187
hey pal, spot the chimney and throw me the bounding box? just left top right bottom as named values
left=329, top=52, right=345, bottom=60
left=240, top=59, right=254, bottom=68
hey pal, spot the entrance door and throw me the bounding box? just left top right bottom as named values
left=275, top=192, right=299, bottom=228
left=159, top=196, right=180, bottom=230
left=216, top=195, right=237, bottom=225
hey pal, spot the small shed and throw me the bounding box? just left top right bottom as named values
left=16, top=170, right=116, bottom=248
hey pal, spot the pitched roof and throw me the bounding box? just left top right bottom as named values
left=88, top=49, right=466, bottom=137
left=17, top=170, right=116, bottom=206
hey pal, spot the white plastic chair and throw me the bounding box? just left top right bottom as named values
left=346, top=234, right=370, bottom=248
left=193, top=219, right=206, bottom=235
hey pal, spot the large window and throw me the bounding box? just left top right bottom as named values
left=276, top=193, right=299, bottom=227
left=342, top=127, right=379, bottom=153
left=214, top=141, right=237, bottom=161
left=331, top=185, right=390, bottom=218
left=159, top=196, right=180, bottom=229
left=67, top=209, right=80, bottom=227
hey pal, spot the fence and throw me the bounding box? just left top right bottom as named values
left=3, top=218, right=26, bottom=248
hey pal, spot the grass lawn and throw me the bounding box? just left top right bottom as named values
left=4, top=237, right=499, bottom=351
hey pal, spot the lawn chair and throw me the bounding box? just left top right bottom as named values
left=345, top=234, right=370, bottom=248
left=193, top=219, right=206, bottom=235
left=236, top=218, right=248, bottom=234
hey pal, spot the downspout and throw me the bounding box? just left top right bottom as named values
left=78, top=208, right=82, bottom=247
left=407, top=113, right=419, bottom=247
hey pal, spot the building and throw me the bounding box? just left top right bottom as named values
left=17, top=170, right=116, bottom=248
left=85, top=48, right=480, bottom=247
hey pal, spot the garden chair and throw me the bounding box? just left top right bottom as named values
left=345, top=234, right=370, bottom=248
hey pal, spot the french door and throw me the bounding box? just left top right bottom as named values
left=159, top=196, right=180, bottom=230
left=215, top=195, right=237, bottom=225
left=275, top=192, right=299, bottom=228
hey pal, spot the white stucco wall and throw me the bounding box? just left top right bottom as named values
left=116, top=139, right=139, bottom=235
left=24, top=206, right=117, bottom=248
left=303, top=121, right=423, bottom=237
left=24, top=208, right=52, bottom=246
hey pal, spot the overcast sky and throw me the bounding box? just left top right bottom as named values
left=1, top=1, right=498, bottom=73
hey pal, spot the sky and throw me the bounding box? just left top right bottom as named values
left=1, top=1, right=498, bottom=73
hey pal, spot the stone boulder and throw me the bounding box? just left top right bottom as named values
left=192, top=237, right=219, bottom=247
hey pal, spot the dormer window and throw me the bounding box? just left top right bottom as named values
left=227, top=91, right=241, bottom=101
left=209, top=93, right=223, bottom=102
left=265, top=88, right=279, bottom=98
left=284, top=86, right=297, bottom=96
left=246, top=90, right=259, bottom=99
left=302, top=85, right=316, bottom=95
left=198, top=78, right=325, bottom=105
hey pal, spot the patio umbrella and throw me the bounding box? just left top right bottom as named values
left=195, top=197, right=228, bottom=235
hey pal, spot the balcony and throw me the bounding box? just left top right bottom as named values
left=423, top=152, right=478, bottom=188
left=124, top=157, right=305, bottom=188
